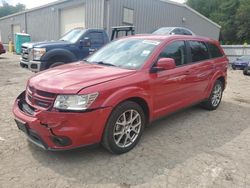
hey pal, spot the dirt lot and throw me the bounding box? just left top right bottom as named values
left=0, top=53, right=250, bottom=188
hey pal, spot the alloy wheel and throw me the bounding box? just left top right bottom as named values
left=113, top=110, right=142, bottom=148
left=211, top=84, right=222, bottom=107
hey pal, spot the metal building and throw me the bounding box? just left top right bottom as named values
left=0, top=0, right=221, bottom=45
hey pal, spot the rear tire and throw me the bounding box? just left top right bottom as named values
left=201, top=80, right=223, bottom=111
left=102, top=101, right=145, bottom=154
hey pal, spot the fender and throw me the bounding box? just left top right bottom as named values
left=205, top=70, right=227, bottom=98
left=41, top=48, right=77, bottom=63
left=101, top=86, right=153, bottom=120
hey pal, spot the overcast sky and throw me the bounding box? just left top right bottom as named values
left=3, top=0, right=186, bottom=9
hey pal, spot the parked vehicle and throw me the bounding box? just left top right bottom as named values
left=20, top=26, right=135, bottom=72
left=20, top=28, right=109, bottom=72
left=243, top=62, right=250, bottom=75
left=13, top=35, right=228, bottom=154
left=152, top=27, right=195, bottom=36
left=0, top=42, right=6, bottom=55
left=231, top=55, right=250, bottom=70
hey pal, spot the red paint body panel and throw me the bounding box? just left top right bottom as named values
left=13, top=35, right=228, bottom=150
left=13, top=92, right=112, bottom=149
left=0, top=42, right=6, bottom=55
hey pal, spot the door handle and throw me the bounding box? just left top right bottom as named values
left=89, top=48, right=97, bottom=52
left=184, top=70, right=192, bottom=75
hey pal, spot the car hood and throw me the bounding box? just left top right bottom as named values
left=22, top=40, right=71, bottom=49
left=28, top=62, right=136, bottom=94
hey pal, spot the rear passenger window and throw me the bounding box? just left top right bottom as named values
left=182, top=29, right=192, bottom=35
left=189, top=41, right=209, bottom=62
left=159, top=41, right=187, bottom=66
left=87, top=32, right=104, bottom=46
left=207, top=43, right=223, bottom=58
left=171, top=29, right=182, bottom=35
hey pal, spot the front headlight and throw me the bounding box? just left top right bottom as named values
left=33, top=48, right=46, bottom=60
left=53, top=93, right=99, bottom=111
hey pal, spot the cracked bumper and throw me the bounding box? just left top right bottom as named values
left=12, top=92, right=112, bottom=151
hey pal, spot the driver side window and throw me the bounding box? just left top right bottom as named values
left=85, top=32, right=104, bottom=47
left=159, top=41, right=187, bottom=66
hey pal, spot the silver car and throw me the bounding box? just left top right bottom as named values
left=153, top=27, right=195, bottom=36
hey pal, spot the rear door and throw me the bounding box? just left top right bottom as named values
left=185, top=40, right=214, bottom=101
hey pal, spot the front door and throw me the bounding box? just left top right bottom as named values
left=150, top=40, right=195, bottom=118
left=78, top=32, right=105, bottom=59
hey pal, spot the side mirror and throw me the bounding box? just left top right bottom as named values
left=80, top=37, right=91, bottom=47
left=152, top=58, right=176, bottom=72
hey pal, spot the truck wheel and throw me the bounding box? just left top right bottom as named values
left=102, top=101, right=145, bottom=154
left=243, top=67, right=250, bottom=75
left=201, top=80, right=223, bottom=111
left=49, top=62, right=65, bottom=68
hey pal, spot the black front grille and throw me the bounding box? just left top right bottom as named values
left=26, top=86, right=56, bottom=109
left=18, top=99, right=35, bottom=115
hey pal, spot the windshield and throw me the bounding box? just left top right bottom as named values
left=238, top=56, right=250, bottom=61
left=152, top=27, right=174, bottom=35
left=60, top=28, right=86, bottom=43
left=86, top=38, right=161, bottom=70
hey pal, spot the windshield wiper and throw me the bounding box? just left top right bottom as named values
left=95, top=61, right=116, bottom=67
left=83, top=59, right=90, bottom=63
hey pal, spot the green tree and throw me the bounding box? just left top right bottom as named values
left=211, top=0, right=240, bottom=44
left=0, top=0, right=26, bottom=18
left=187, top=0, right=242, bottom=44
left=235, top=0, right=250, bottom=43
left=186, top=0, right=220, bottom=18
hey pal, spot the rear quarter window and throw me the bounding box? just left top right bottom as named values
left=189, top=41, right=209, bottom=62
left=207, top=43, right=224, bottom=58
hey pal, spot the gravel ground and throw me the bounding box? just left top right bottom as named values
left=0, top=53, right=250, bottom=188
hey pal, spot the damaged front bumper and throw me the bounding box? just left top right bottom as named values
left=12, top=91, right=112, bottom=151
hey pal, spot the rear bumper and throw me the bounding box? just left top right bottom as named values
left=20, top=59, right=41, bottom=72
left=13, top=91, right=112, bottom=151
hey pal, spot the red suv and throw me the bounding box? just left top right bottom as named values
left=0, top=42, right=6, bottom=55
left=13, top=35, right=228, bottom=154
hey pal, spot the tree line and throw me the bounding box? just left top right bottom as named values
left=187, top=0, right=250, bottom=44
left=0, top=1, right=25, bottom=18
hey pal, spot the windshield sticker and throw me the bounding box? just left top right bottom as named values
left=141, top=50, right=151, bottom=56
left=142, top=40, right=160, bottom=46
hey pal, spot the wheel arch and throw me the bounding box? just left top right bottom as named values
left=41, top=49, right=77, bottom=68
left=118, top=97, right=150, bottom=126
left=205, top=72, right=227, bottom=98
left=100, top=86, right=153, bottom=123
left=217, top=76, right=226, bottom=90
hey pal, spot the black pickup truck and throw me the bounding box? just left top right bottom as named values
left=20, top=26, right=135, bottom=72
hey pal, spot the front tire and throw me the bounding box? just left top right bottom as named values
left=49, top=62, right=65, bottom=68
left=102, top=101, right=145, bottom=154
left=243, top=67, right=250, bottom=75
left=201, top=80, right=223, bottom=111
